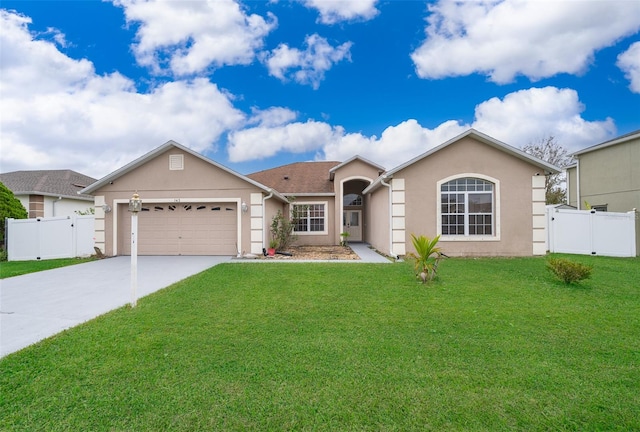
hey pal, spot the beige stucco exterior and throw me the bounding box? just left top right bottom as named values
left=89, top=145, right=285, bottom=256
left=331, top=158, right=382, bottom=245
left=83, top=130, right=558, bottom=258
left=366, top=135, right=550, bottom=257
left=280, top=158, right=382, bottom=247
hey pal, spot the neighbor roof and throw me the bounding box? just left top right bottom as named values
left=364, top=128, right=561, bottom=194
left=248, top=161, right=340, bottom=195
left=571, top=129, right=640, bottom=157
left=0, top=169, right=97, bottom=201
left=80, top=140, right=288, bottom=202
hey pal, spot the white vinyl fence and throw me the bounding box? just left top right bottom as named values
left=6, top=216, right=95, bottom=261
left=546, top=208, right=637, bottom=257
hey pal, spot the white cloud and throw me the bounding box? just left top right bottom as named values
left=248, top=107, right=298, bottom=127
left=321, top=120, right=467, bottom=169
left=228, top=87, right=615, bottom=168
left=0, top=10, right=95, bottom=95
left=472, top=87, right=615, bottom=150
left=301, top=0, right=379, bottom=24
left=228, top=120, right=337, bottom=161
left=0, top=10, right=245, bottom=178
left=617, top=42, right=640, bottom=94
left=411, top=0, right=640, bottom=83
left=264, top=34, right=352, bottom=89
left=112, top=0, right=276, bottom=75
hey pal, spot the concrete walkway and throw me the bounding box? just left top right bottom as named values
left=349, top=243, right=392, bottom=263
left=0, top=256, right=230, bottom=358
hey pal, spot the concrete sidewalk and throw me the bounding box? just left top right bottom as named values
left=0, top=256, right=230, bottom=358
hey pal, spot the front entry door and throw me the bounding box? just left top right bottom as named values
left=343, top=210, right=362, bottom=242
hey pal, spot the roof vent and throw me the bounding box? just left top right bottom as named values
left=169, top=154, right=184, bottom=170
left=284, top=175, right=289, bottom=180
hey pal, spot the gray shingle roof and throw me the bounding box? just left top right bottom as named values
left=0, top=170, right=97, bottom=201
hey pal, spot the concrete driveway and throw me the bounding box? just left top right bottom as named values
left=0, top=256, right=230, bottom=358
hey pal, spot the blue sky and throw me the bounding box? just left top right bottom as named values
left=1, top=0, right=639, bottom=179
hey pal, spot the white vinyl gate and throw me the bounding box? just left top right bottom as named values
left=6, top=216, right=95, bottom=261
left=547, top=208, right=637, bottom=257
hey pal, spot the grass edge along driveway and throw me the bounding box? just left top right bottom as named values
left=1, top=255, right=639, bottom=431
left=0, top=257, right=96, bottom=279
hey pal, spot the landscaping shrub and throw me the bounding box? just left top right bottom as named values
left=547, top=257, right=593, bottom=284
left=270, top=210, right=297, bottom=251
left=406, top=234, right=442, bottom=283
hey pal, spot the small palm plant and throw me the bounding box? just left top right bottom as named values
left=406, top=234, right=442, bottom=283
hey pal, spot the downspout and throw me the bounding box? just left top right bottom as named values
left=52, top=196, right=62, bottom=217
left=565, top=168, right=570, bottom=205
left=262, top=190, right=274, bottom=251
left=380, top=175, right=398, bottom=260
left=576, top=159, right=581, bottom=210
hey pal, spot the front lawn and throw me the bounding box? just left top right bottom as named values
left=1, top=255, right=639, bottom=430
left=0, top=256, right=96, bottom=279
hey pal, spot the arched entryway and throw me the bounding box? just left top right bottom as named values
left=341, top=178, right=371, bottom=242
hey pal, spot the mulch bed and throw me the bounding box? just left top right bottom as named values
left=262, top=245, right=360, bottom=260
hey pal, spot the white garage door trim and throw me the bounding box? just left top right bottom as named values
left=112, top=197, right=243, bottom=256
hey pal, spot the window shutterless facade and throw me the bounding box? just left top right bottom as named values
left=293, top=202, right=328, bottom=235
left=439, top=177, right=497, bottom=237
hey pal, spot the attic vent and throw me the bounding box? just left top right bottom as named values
left=169, top=154, right=184, bottom=170
left=284, top=176, right=289, bottom=180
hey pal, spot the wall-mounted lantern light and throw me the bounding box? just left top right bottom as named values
left=241, top=201, right=248, bottom=213
left=102, top=204, right=112, bottom=213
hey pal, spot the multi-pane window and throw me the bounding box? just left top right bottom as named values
left=441, top=178, right=494, bottom=236
left=293, top=203, right=326, bottom=233
left=343, top=193, right=363, bottom=206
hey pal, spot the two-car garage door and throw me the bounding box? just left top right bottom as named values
left=120, top=202, right=237, bottom=255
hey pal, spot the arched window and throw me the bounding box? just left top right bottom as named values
left=343, top=193, right=363, bottom=206
left=441, top=178, right=494, bottom=236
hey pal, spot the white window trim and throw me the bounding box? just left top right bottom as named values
left=292, top=201, right=328, bottom=235
left=437, top=173, right=501, bottom=242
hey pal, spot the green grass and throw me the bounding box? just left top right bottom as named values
left=1, top=255, right=639, bottom=431
left=0, top=256, right=96, bottom=279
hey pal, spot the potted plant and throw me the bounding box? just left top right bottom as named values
left=267, top=239, right=278, bottom=256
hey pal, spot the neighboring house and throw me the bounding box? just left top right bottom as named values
left=565, top=129, right=640, bottom=256
left=566, top=129, right=640, bottom=212
left=80, top=129, right=559, bottom=258
left=0, top=170, right=97, bottom=218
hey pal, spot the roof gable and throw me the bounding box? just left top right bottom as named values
left=0, top=169, right=97, bottom=201
left=572, top=129, right=640, bottom=157
left=364, top=129, right=561, bottom=193
left=80, top=140, right=287, bottom=201
left=247, top=161, right=340, bottom=195
left=328, top=155, right=385, bottom=180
